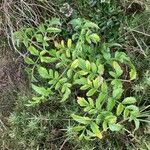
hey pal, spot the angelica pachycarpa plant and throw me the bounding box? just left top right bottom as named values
left=13, top=18, right=139, bottom=140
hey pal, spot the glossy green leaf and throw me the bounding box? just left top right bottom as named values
left=88, top=98, right=94, bottom=108
left=67, top=69, right=73, bottom=78
left=77, top=97, right=89, bottom=107
left=59, top=78, right=68, bottom=83
left=89, top=33, right=100, bottom=43
left=109, top=43, right=122, bottom=48
left=61, top=40, right=65, bottom=48
left=109, top=124, right=122, bottom=131
left=40, top=57, right=58, bottom=63
left=111, top=79, right=123, bottom=88
left=35, top=34, right=43, bottom=42
left=112, top=88, right=123, bottom=99
left=123, top=108, right=130, bottom=119
left=67, top=39, right=72, bottom=48
left=28, top=96, right=43, bottom=105
left=88, top=109, right=97, bottom=114
left=134, top=119, right=140, bottom=131
left=112, top=61, right=123, bottom=77
left=90, top=122, right=102, bottom=139
left=115, top=51, right=130, bottom=63
left=102, top=121, right=107, bottom=131
left=96, top=111, right=112, bottom=124
left=107, top=97, right=115, bottom=111
left=129, top=111, right=139, bottom=121
left=78, top=70, right=88, bottom=75
left=98, top=64, right=104, bottom=75
left=56, top=62, right=63, bottom=69
left=49, top=18, right=61, bottom=26
left=87, top=79, right=93, bottom=86
left=105, top=115, right=117, bottom=124
left=69, top=18, right=82, bottom=29
left=79, top=133, right=84, bottom=140
left=55, top=82, right=61, bottom=90
left=47, top=27, right=61, bottom=33
left=101, top=81, right=107, bottom=93
left=37, top=66, right=49, bottom=79
left=86, top=129, right=96, bottom=137
left=71, top=59, right=79, bottom=69
left=84, top=21, right=99, bottom=29
left=71, top=114, right=91, bottom=125
left=42, top=41, right=49, bottom=47
left=109, top=71, right=117, bottom=78
left=86, top=88, right=97, bottom=97
left=96, top=92, right=106, bottom=109
left=78, top=58, right=86, bottom=69
left=101, top=44, right=111, bottom=60
left=61, top=84, right=66, bottom=93
left=61, top=88, right=71, bottom=102
left=84, top=106, right=92, bottom=112
left=85, top=60, right=91, bottom=70
left=54, top=71, right=59, bottom=79
left=74, top=78, right=87, bottom=85
left=91, top=62, right=97, bottom=73
left=40, top=50, right=47, bottom=56
left=126, top=105, right=139, bottom=112
left=66, top=49, right=71, bottom=58
left=49, top=69, right=53, bottom=78
left=96, top=114, right=103, bottom=124
left=129, top=68, right=137, bottom=80
left=38, top=23, right=45, bottom=32
left=32, top=84, right=49, bottom=96
left=122, top=97, right=136, bottom=105
left=72, top=126, right=85, bottom=132
left=93, top=77, right=100, bottom=89
left=116, top=103, right=124, bottom=116
left=80, top=84, right=90, bottom=90
left=28, top=46, right=39, bottom=56
left=24, top=57, right=34, bottom=64
left=23, top=38, right=29, bottom=47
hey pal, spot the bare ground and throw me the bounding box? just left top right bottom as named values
left=0, top=35, right=28, bottom=149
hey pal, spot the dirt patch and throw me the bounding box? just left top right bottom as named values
left=0, top=56, right=20, bottom=90
left=0, top=40, right=28, bottom=149
left=121, top=0, right=146, bottom=14
left=0, top=42, right=27, bottom=116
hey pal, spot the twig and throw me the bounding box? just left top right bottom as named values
left=127, top=28, right=150, bottom=37
left=130, top=30, right=147, bottom=57
left=0, top=119, right=7, bottom=130
left=140, top=105, right=150, bottom=112
left=59, top=138, right=69, bottom=150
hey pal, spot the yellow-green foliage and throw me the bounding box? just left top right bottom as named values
left=14, top=18, right=139, bottom=140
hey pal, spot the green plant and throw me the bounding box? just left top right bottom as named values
left=14, top=18, right=139, bottom=141
left=71, top=0, right=125, bottom=43
left=9, top=111, right=57, bottom=149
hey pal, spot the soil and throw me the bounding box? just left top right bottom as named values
left=0, top=37, right=28, bottom=149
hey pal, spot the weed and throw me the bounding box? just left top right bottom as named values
left=0, top=0, right=149, bottom=149
left=13, top=18, right=140, bottom=142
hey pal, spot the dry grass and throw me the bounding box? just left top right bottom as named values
left=0, top=0, right=64, bottom=57
left=0, top=1, right=61, bottom=149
